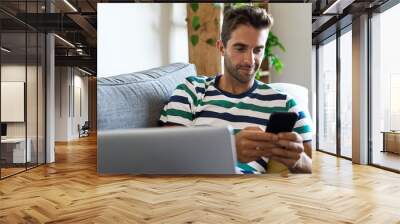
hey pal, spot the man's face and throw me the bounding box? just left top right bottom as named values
left=220, top=24, right=269, bottom=84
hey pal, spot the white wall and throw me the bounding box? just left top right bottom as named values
left=55, top=67, right=89, bottom=141
left=1, top=65, right=37, bottom=136
left=98, top=3, right=188, bottom=77
left=55, top=67, right=69, bottom=141
left=269, top=3, right=313, bottom=116
left=1, top=63, right=47, bottom=164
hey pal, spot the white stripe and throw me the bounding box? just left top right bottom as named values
left=248, top=161, right=266, bottom=173
left=160, top=114, right=192, bottom=126
left=193, top=118, right=265, bottom=130
left=204, top=94, right=287, bottom=108
left=235, top=167, right=245, bottom=174
left=294, top=118, right=312, bottom=129
left=195, top=104, right=272, bottom=120
left=300, top=132, right=313, bottom=141
left=165, top=101, right=191, bottom=111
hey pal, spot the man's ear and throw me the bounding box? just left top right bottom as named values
left=216, top=40, right=225, bottom=55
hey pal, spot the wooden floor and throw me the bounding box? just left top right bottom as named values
left=373, top=151, right=400, bottom=171
left=1, top=135, right=400, bottom=223
left=1, top=167, right=26, bottom=178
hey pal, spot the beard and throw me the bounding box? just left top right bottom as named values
left=224, top=55, right=260, bottom=84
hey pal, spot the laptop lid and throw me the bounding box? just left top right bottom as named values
left=97, top=126, right=237, bottom=174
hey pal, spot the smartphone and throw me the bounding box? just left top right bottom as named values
left=266, top=112, right=298, bottom=134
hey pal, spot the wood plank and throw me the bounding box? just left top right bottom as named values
left=187, top=3, right=222, bottom=76
left=0, top=134, right=400, bottom=223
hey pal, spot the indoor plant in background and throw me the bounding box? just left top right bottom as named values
left=257, top=31, right=286, bottom=80
left=188, top=3, right=286, bottom=82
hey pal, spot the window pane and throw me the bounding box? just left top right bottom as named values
left=318, top=37, right=337, bottom=154
left=27, top=31, right=38, bottom=169
left=340, top=29, right=352, bottom=158
left=1, top=30, right=28, bottom=177
left=38, top=32, right=46, bottom=165
left=371, top=3, right=400, bottom=171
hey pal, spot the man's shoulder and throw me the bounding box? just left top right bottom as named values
left=184, top=75, right=215, bottom=86
left=255, top=80, right=289, bottom=98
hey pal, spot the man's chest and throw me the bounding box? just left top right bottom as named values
left=192, top=97, right=285, bottom=130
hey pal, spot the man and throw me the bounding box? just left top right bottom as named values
left=159, top=6, right=313, bottom=174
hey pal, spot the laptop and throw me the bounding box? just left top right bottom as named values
left=97, top=126, right=237, bottom=174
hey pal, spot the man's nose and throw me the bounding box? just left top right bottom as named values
left=243, top=51, right=255, bottom=65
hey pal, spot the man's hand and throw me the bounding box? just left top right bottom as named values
left=270, top=132, right=303, bottom=168
left=235, top=127, right=279, bottom=163
left=235, top=127, right=312, bottom=173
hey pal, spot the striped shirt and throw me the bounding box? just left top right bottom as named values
left=159, top=75, right=313, bottom=174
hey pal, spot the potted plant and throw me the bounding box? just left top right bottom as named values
left=188, top=3, right=286, bottom=81
left=256, top=31, right=286, bottom=80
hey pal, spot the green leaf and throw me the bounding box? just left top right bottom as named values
left=265, top=31, right=286, bottom=74
left=206, top=38, right=216, bottom=46
left=192, top=16, right=201, bottom=31
left=270, top=55, right=284, bottom=74
left=232, top=3, right=249, bottom=9
left=191, top=35, right=199, bottom=46
left=255, top=70, right=262, bottom=81
left=190, top=3, right=199, bottom=12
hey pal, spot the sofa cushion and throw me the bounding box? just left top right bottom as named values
left=97, top=63, right=197, bottom=131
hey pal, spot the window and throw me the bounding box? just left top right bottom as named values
left=370, top=2, right=400, bottom=171
left=317, top=36, right=337, bottom=155
left=340, top=29, right=352, bottom=158
left=0, top=1, right=47, bottom=179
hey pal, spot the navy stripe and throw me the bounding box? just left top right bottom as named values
left=206, top=77, right=214, bottom=82
left=158, top=121, right=185, bottom=127
left=169, top=95, right=190, bottom=105
left=195, top=87, right=205, bottom=94
left=205, top=90, right=221, bottom=97
left=205, top=90, right=286, bottom=102
left=298, top=111, right=306, bottom=120
left=194, top=111, right=268, bottom=126
left=247, top=93, right=287, bottom=101
left=256, top=158, right=268, bottom=169
left=241, top=170, right=255, bottom=174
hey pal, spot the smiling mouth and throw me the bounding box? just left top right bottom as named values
left=239, top=67, right=253, bottom=72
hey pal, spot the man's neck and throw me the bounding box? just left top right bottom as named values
left=218, top=73, right=254, bottom=95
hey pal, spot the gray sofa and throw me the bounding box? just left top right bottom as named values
left=97, top=63, right=197, bottom=173
left=97, top=63, right=197, bottom=131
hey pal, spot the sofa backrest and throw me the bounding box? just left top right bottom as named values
left=97, top=63, right=196, bottom=131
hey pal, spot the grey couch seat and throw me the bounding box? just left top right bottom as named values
left=97, top=63, right=197, bottom=131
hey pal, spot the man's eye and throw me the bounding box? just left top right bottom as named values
left=254, top=49, right=263, bottom=54
left=236, top=48, right=245, bottom=52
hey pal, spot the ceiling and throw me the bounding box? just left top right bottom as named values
left=0, top=0, right=394, bottom=75
left=0, top=0, right=100, bottom=74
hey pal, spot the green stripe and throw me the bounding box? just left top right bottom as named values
left=200, top=100, right=286, bottom=114
left=286, top=98, right=297, bottom=110
left=176, top=84, right=198, bottom=106
left=237, top=162, right=257, bottom=172
left=233, top=129, right=241, bottom=135
left=187, top=76, right=206, bottom=84
left=258, top=84, right=271, bottom=90
left=163, top=109, right=193, bottom=121
left=294, top=125, right=312, bottom=134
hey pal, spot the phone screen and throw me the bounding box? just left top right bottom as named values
left=266, top=112, right=298, bottom=134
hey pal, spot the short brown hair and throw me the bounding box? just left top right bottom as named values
left=221, top=6, right=273, bottom=47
